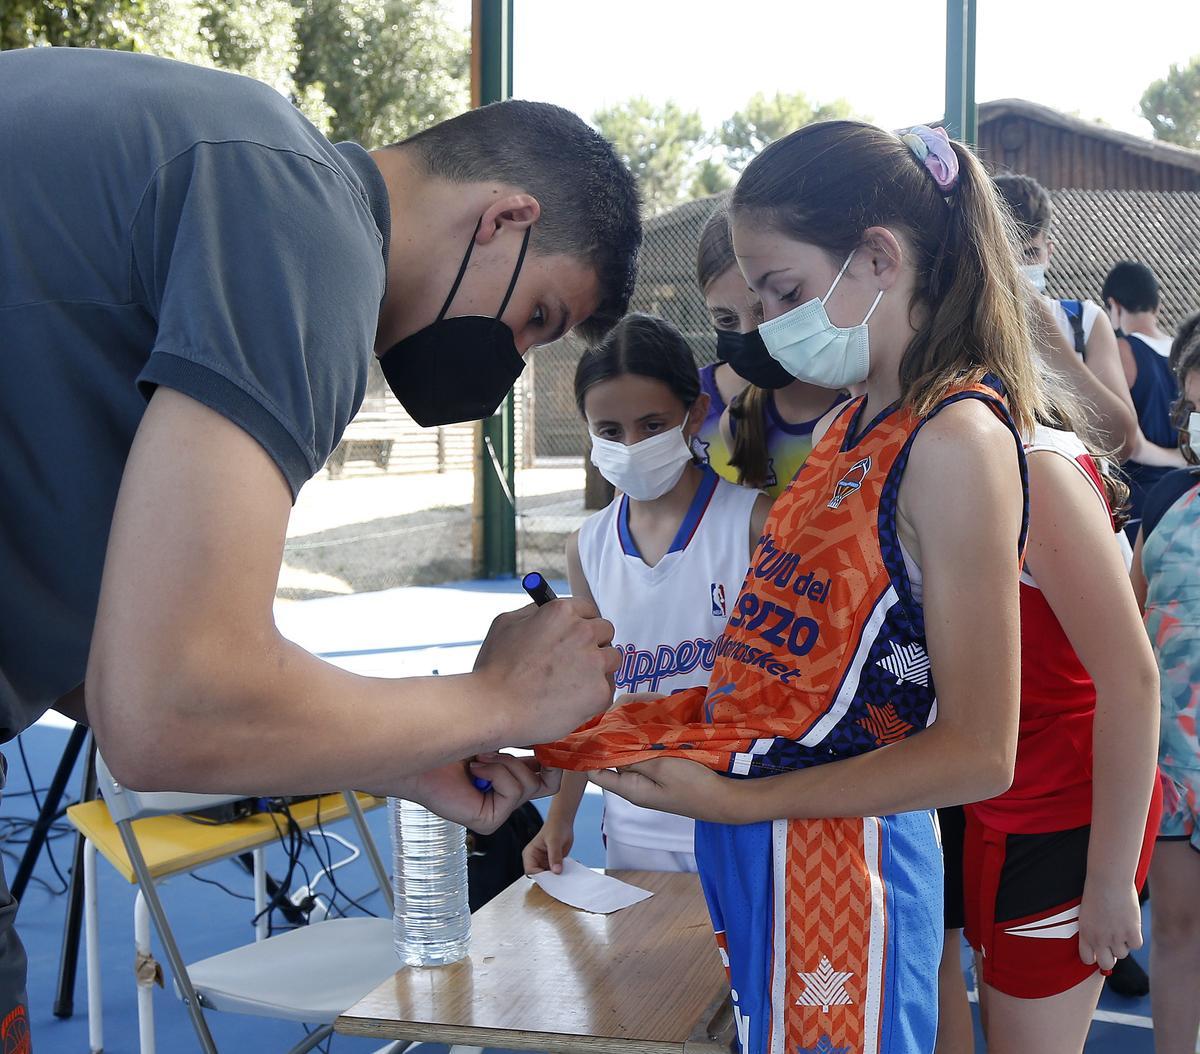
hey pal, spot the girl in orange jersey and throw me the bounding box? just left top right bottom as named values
left=537, top=122, right=1040, bottom=1054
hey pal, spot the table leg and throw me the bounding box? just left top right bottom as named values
left=84, top=838, right=103, bottom=1054
left=134, top=890, right=156, bottom=1054
left=253, top=848, right=267, bottom=941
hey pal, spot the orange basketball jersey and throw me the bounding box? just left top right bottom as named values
left=537, top=378, right=1027, bottom=778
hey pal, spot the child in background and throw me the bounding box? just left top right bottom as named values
left=694, top=203, right=846, bottom=498
left=992, top=173, right=1137, bottom=459
left=693, top=206, right=754, bottom=482
left=1130, top=312, right=1200, bottom=1054
left=943, top=375, right=1161, bottom=1054
left=1103, top=260, right=1187, bottom=537
left=540, top=121, right=1037, bottom=1054
left=994, top=175, right=1181, bottom=539
left=523, top=313, right=770, bottom=875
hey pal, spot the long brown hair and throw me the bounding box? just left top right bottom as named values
left=1034, top=360, right=1131, bottom=530
left=696, top=202, right=773, bottom=486
left=730, top=120, right=1045, bottom=435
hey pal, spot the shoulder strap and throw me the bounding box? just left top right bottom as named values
left=1059, top=299, right=1086, bottom=359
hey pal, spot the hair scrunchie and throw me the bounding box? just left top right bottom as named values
left=898, top=125, right=960, bottom=194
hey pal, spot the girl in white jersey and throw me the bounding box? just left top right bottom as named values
left=523, top=313, right=771, bottom=874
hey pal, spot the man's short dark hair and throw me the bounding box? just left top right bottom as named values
left=1102, top=261, right=1160, bottom=313
left=992, top=173, right=1053, bottom=240
left=396, top=99, right=641, bottom=342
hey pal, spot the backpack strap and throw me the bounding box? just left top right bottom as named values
left=1059, top=299, right=1087, bottom=360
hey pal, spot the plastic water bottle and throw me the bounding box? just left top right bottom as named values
left=389, top=796, right=470, bottom=967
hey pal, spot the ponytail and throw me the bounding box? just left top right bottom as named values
left=900, top=140, right=1045, bottom=435
left=1035, top=361, right=1131, bottom=532
left=728, top=386, right=772, bottom=488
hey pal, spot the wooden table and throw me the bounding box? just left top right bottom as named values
left=336, top=870, right=734, bottom=1054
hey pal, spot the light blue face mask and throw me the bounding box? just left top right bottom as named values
left=756, top=250, right=884, bottom=389
left=1020, top=263, right=1048, bottom=292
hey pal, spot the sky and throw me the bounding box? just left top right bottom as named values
left=450, top=0, right=1199, bottom=140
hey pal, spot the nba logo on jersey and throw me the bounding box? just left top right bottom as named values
left=828, top=456, right=871, bottom=510
left=710, top=582, right=727, bottom=617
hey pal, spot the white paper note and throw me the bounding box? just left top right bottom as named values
left=530, top=858, right=654, bottom=914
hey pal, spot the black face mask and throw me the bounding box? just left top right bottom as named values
left=380, top=218, right=532, bottom=428
left=715, top=329, right=794, bottom=390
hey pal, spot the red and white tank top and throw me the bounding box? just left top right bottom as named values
left=967, top=424, right=1114, bottom=833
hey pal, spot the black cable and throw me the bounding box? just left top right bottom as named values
left=0, top=848, right=67, bottom=896
left=189, top=872, right=256, bottom=902
left=14, top=737, right=72, bottom=890
left=305, top=798, right=377, bottom=918
left=0, top=818, right=75, bottom=846
left=254, top=810, right=303, bottom=935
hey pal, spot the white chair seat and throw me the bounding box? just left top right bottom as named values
left=183, top=917, right=396, bottom=1023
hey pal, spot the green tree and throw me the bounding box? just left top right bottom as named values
left=0, top=0, right=468, bottom=144
left=1141, top=56, right=1200, bottom=149
left=292, top=0, right=469, bottom=147
left=689, top=156, right=734, bottom=199
left=593, top=97, right=706, bottom=215
left=1, top=0, right=305, bottom=117
left=721, top=90, right=857, bottom=171
left=130, top=0, right=301, bottom=100
left=1, top=0, right=136, bottom=50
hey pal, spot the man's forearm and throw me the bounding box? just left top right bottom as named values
left=91, top=630, right=510, bottom=794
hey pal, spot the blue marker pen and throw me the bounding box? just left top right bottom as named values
left=521, top=571, right=559, bottom=607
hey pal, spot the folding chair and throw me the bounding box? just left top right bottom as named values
left=83, top=754, right=398, bottom=1054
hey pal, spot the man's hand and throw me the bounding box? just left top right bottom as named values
left=474, top=600, right=620, bottom=745
left=396, top=755, right=561, bottom=835
left=587, top=758, right=731, bottom=823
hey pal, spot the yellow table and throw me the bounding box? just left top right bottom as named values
left=336, top=870, right=734, bottom=1054
left=67, top=792, right=381, bottom=882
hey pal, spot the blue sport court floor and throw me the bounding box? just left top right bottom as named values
left=4, top=579, right=1170, bottom=1051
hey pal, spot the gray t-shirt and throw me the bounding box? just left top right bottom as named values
left=0, top=48, right=391, bottom=737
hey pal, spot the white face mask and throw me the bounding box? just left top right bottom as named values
left=756, top=250, right=884, bottom=389
left=589, top=424, right=694, bottom=501
left=1185, top=410, right=1200, bottom=465
left=1020, top=263, right=1048, bottom=292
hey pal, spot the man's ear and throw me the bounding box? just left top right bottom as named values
left=476, top=194, right=541, bottom=245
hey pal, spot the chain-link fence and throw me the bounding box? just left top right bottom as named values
left=280, top=188, right=1200, bottom=600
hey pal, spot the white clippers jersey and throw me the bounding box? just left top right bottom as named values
left=577, top=467, right=761, bottom=853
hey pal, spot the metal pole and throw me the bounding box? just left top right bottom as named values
left=944, top=0, right=977, bottom=146
left=53, top=735, right=98, bottom=1017
left=12, top=723, right=88, bottom=904
left=964, top=0, right=978, bottom=146
left=472, top=0, right=518, bottom=579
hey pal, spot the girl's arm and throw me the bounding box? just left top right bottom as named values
left=1126, top=433, right=1187, bottom=469
left=524, top=769, right=587, bottom=874
left=1130, top=529, right=1149, bottom=612
left=591, top=400, right=1025, bottom=820
left=1032, top=301, right=1137, bottom=459
left=1021, top=452, right=1159, bottom=970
